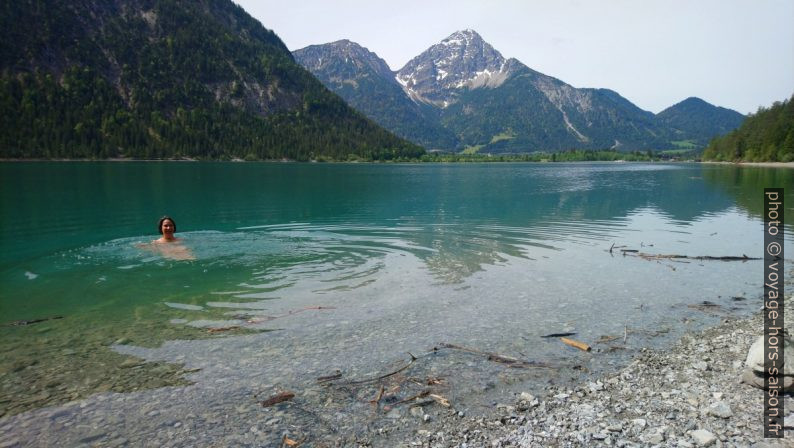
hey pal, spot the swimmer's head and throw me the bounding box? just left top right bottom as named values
left=158, top=216, right=176, bottom=235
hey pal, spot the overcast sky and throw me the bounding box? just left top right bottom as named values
left=234, top=0, right=793, bottom=115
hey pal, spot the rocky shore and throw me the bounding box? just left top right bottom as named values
left=390, top=300, right=793, bottom=447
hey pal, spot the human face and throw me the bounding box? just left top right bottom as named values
left=161, top=219, right=175, bottom=237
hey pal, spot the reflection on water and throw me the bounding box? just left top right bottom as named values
left=0, top=162, right=791, bottom=442
left=702, top=165, right=794, bottom=226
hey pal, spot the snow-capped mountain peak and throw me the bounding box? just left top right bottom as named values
left=395, top=29, right=512, bottom=107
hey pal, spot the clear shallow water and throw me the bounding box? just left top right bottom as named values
left=0, top=162, right=792, bottom=445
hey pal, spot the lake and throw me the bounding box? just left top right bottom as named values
left=0, top=162, right=791, bottom=445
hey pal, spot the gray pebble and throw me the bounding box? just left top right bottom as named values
left=706, top=401, right=732, bottom=419
left=690, top=429, right=717, bottom=446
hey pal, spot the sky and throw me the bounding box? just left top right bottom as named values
left=234, top=0, right=794, bottom=115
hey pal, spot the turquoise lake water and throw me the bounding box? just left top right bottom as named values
left=0, top=162, right=792, bottom=443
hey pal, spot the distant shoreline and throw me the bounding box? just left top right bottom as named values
left=0, top=158, right=271, bottom=163
left=2, top=158, right=793, bottom=167
left=0, top=158, right=654, bottom=164
left=701, top=161, right=794, bottom=168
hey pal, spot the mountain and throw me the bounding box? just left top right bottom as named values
left=395, top=29, right=514, bottom=109
left=295, top=29, right=744, bottom=153
left=438, top=60, right=670, bottom=152
left=0, top=0, right=423, bottom=160
left=294, top=40, right=457, bottom=150
left=703, top=95, right=794, bottom=162
left=657, top=97, right=746, bottom=147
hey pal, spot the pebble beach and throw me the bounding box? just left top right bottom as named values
left=388, top=293, right=794, bottom=447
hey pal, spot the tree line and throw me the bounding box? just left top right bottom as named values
left=702, top=95, right=794, bottom=162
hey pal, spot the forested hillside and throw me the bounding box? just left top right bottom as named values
left=0, top=0, right=423, bottom=160
left=656, top=97, right=746, bottom=147
left=702, top=96, right=794, bottom=162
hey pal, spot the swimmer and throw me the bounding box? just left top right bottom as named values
left=137, top=216, right=195, bottom=260
left=156, top=216, right=180, bottom=243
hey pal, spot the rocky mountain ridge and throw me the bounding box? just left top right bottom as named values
left=297, top=39, right=395, bottom=85
left=295, top=29, right=745, bottom=152
left=294, top=40, right=459, bottom=149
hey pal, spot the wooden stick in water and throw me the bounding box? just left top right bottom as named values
left=429, top=394, right=451, bottom=407
left=560, top=337, right=591, bottom=352
left=261, top=391, right=295, bottom=407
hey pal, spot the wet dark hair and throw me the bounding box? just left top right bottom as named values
left=158, top=216, right=176, bottom=234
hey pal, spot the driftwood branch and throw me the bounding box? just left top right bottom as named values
left=369, top=385, right=385, bottom=406
left=540, top=332, right=577, bottom=338
left=4, top=316, right=63, bottom=327
left=620, top=250, right=759, bottom=262
left=392, top=389, right=430, bottom=406
left=261, top=391, right=295, bottom=407
left=341, top=353, right=417, bottom=385
left=316, top=370, right=342, bottom=383
left=609, top=242, right=760, bottom=263
left=429, top=393, right=451, bottom=407
left=439, top=343, right=554, bottom=368
left=560, top=337, right=591, bottom=352
left=642, top=253, right=757, bottom=261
